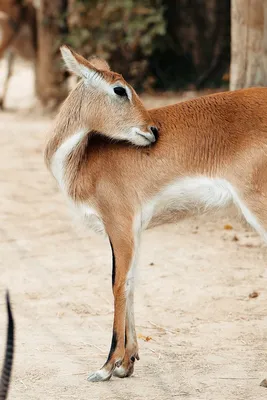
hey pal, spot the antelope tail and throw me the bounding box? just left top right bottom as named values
left=0, top=292, right=15, bottom=400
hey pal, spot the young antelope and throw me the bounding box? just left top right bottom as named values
left=45, top=46, right=267, bottom=381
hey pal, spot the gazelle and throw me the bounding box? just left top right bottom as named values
left=45, top=45, right=267, bottom=382
left=0, top=292, right=15, bottom=400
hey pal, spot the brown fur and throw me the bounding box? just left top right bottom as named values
left=45, top=47, right=267, bottom=381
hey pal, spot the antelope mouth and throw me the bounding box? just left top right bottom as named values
left=137, top=131, right=156, bottom=143
left=137, top=133, right=156, bottom=144
left=129, top=128, right=156, bottom=146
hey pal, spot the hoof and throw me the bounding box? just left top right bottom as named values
left=113, top=353, right=138, bottom=378
left=113, top=363, right=134, bottom=378
left=87, top=369, right=112, bottom=382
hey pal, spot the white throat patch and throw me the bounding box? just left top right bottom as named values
left=50, top=128, right=105, bottom=235
left=51, top=129, right=88, bottom=191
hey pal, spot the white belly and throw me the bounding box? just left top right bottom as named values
left=141, top=177, right=234, bottom=229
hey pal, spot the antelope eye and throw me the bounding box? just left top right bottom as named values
left=113, top=86, right=127, bottom=97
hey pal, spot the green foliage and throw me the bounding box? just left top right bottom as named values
left=56, top=0, right=230, bottom=90
left=64, top=0, right=166, bottom=88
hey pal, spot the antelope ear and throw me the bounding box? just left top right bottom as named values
left=60, top=45, right=98, bottom=80
left=88, top=56, right=110, bottom=72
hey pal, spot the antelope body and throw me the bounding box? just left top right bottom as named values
left=45, top=46, right=267, bottom=382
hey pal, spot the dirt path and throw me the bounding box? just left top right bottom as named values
left=0, top=63, right=266, bottom=400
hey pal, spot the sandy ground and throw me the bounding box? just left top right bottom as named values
left=0, top=62, right=267, bottom=400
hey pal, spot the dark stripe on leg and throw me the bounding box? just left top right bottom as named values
left=106, top=330, right=117, bottom=363
left=124, top=330, right=127, bottom=348
left=109, top=239, right=116, bottom=287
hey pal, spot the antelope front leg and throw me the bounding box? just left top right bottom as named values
left=87, top=231, right=139, bottom=382
left=113, top=247, right=139, bottom=378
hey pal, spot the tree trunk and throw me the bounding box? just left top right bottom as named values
left=230, top=0, right=267, bottom=90
left=161, top=0, right=230, bottom=89
left=36, top=0, right=68, bottom=108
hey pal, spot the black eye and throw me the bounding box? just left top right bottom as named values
left=113, top=86, right=127, bottom=97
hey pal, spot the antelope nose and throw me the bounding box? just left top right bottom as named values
left=149, top=126, right=159, bottom=142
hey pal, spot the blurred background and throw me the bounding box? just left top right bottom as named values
left=0, top=0, right=266, bottom=110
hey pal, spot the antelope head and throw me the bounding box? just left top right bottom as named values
left=59, top=45, right=158, bottom=146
